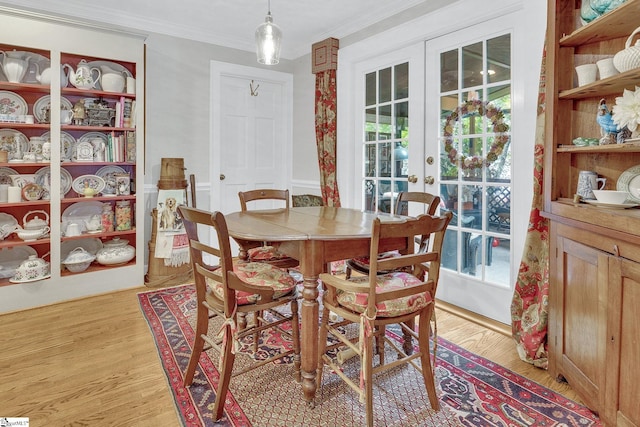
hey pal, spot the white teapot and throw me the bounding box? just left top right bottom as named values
left=34, top=63, right=70, bottom=87
left=22, top=210, right=49, bottom=231
left=84, top=214, right=102, bottom=232
left=0, top=50, right=30, bottom=83
left=68, top=59, right=101, bottom=90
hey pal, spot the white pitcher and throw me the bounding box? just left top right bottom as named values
left=0, top=50, right=30, bottom=83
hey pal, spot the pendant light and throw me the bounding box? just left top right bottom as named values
left=255, top=0, right=282, bottom=65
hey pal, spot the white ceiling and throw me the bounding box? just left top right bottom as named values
left=0, top=0, right=448, bottom=60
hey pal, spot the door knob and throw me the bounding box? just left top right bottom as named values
left=426, top=156, right=434, bottom=165
left=424, top=176, right=435, bottom=185
left=408, top=175, right=418, bottom=183
left=219, top=174, right=226, bottom=180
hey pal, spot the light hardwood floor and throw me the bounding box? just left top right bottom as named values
left=0, top=285, right=582, bottom=425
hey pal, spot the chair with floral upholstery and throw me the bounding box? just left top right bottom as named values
left=179, top=206, right=301, bottom=422
left=238, top=189, right=300, bottom=269
left=317, top=211, right=452, bottom=427
left=291, top=193, right=324, bottom=207
left=345, top=191, right=441, bottom=279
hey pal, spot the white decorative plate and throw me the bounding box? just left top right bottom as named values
left=71, top=174, right=105, bottom=196
left=0, top=129, right=28, bottom=160
left=584, top=200, right=640, bottom=209
left=35, top=166, right=72, bottom=198
left=0, top=91, right=28, bottom=116
left=0, top=167, right=18, bottom=185
left=33, top=95, right=73, bottom=123
left=41, top=131, right=76, bottom=161
left=62, top=202, right=104, bottom=234
left=96, top=165, right=126, bottom=196
left=617, top=164, right=640, bottom=203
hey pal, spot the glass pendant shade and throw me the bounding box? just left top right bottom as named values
left=255, top=12, right=282, bottom=65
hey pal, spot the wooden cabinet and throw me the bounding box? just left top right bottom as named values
left=0, top=11, right=145, bottom=311
left=545, top=1, right=640, bottom=425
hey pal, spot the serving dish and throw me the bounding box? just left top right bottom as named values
left=9, top=254, right=50, bottom=283
left=35, top=166, right=72, bottom=199
left=0, top=167, right=19, bottom=185
left=617, top=164, right=640, bottom=203
left=583, top=200, right=640, bottom=209
left=33, top=95, right=73, bottom=124
left=0, top=129, right=28, bottom=160
left=62, top=247, right=96, bottom=273
left=0, top=91, right=28, bottom=116
left=96, top=165, right=126, bottom=196
left=41, top=131, right=76, bottom=162
left=0, top=246, right=36, bottom=279
left=72, top=174, right=105, bottom=196
left=61, top=237, right=103, bottom=260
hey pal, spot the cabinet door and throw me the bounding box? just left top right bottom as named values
left=605, top=257, right=640, bottom=427
left=552, top=234, right=608, bottom=413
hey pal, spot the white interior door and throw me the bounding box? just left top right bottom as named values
left=210, top=62, right=293, bottom=214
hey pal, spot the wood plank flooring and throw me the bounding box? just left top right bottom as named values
left=0, top=286, right=582, bottom=425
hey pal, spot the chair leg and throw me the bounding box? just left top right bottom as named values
left=375, top=325, right=385, bottom=365
left=184, top=301, right=209, bottom=386
left=316, top=305, right=331, bottom=388
left=290, top=299, right=301, bottom=382
left=403, top=318, right=415, bottom=356
left=364, top=332, right=375, bottom=427
left=417, top=309, right=440, bottom=411
left=212, top=323, right=237, bottom=421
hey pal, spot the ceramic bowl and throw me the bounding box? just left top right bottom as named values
left=96, top=237, right=135, bottom=265
left=592, top=190, right=629, bottom=204
left=62, top=247, right=96, bottom=273
left=12, top=255, right=49, bottom=282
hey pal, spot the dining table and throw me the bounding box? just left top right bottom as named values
left=224, top=206, right=407, bottom=406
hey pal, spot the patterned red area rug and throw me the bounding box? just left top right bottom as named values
left=138, top=284, right=601, bottom=427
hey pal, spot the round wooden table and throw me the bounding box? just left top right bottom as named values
left=225, top=206, right=405, bottom=406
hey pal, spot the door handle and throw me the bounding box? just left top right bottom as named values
left=408, top=175, right=418, bottom=184
left=219, top=174, right=226, bottom=180
left=424, top=176, right=435, bottom=185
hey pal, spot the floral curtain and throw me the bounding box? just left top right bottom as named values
left=510, top=42, right=550, bottom=369
left=314, top=68, right=341, bottom=207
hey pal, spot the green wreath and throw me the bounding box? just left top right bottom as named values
left=443, top=99, right=510, bottom=170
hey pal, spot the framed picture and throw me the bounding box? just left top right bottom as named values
left=156, top=189, right=186, bottom=232
left=115, top=173, right=130, bottom=195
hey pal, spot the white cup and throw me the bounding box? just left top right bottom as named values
left=126, top=77, right=135, bottom=94
left=7, top=186, right=21, bottom=203
left=0, top=184, right=8, bottom=202
left=597, top=58, right=619, bottom=80
left=24, top=115, right=34, bottom=124
left=65, top=223, right=81, bottom=237
left=575, top=64, right=598, bottom=86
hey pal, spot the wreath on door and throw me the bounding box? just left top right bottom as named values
left=442, top=99, right=510, bottom=170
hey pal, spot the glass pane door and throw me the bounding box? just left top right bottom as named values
left=363, top=62, right=409, bottom=213
left=438, top=33, right=512, bottom=286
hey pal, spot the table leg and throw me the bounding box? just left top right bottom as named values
left=300, top=274, right=319, bottom=407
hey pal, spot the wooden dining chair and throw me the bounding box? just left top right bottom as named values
left=345, top=191, right=441, bottom=279
left=179, top=206, right=301, bottom=422
left=238, top=189, right=300, bottom=269
left=317, top=211, right=452, bottom=427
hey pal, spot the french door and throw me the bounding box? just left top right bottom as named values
left=354, top=15, right=536, bottom=323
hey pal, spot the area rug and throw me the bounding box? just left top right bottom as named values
left=138, top=284, right=601, bottom=427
